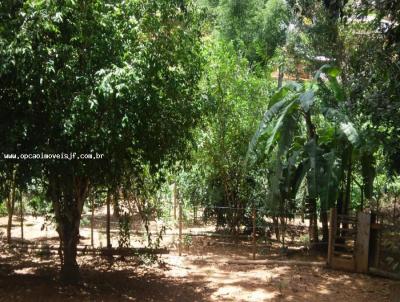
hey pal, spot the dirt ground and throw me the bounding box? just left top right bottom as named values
left=0, top=214, right=398, bottom=301
left=0, top=249, right=396, bottom=302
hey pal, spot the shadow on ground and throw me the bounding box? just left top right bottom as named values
left=0, top=248, right=211, bottom=302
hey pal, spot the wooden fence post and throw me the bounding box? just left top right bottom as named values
left=173, top=183, right=177, bottom=221
left=178, top=198, right=183, bottom=256
left=106, top=189, right=111, bottom=249
left=20, top=193, right=24, bottom=241
left=369, top=213, right=378, bottom=268
left=91, top=194, right=95, bottom=247
left=390, top=284, right=400, bottom=302
left=355, top=212, right=371, bottom=273
left=327, top=208, right=337, bottom=266
left=252, top=206, right=256, bottom=260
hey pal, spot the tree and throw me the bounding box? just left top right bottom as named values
left=0, top=0, right=36, bottom=243
left=285, top=0, right=400, bottom=207
left=179, top=40, right=269, bottom=232
left=217, top=0, right=290, bottom=64
left=253, top=0, right=290, bottom=61
left=1, top=0, right=203, bottom=283
left=247, top=65, right=359, bottom=245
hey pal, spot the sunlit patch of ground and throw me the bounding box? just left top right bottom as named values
left=0, top=245, right=396, bottom=302
left=1, top=213, right=398, bottom=301
left=161, top=254, right=395, bottom=302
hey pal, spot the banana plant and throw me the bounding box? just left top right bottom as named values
left=246, top=65, right=361, bottom=244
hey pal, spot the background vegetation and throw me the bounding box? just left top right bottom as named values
left=1, top=0, right=399, bottom=284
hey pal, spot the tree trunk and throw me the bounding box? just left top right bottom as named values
left=20, top=192, right=24, bottom=241
left=341, top=149, right=352, bottom=232
left=361, top=152, right=375, bottom=201
left=113, top=186, right=120, bottom=219
left=272, top=216, right=280, bottom=242
left=278, top=65, right=284, bottom=89
left=106, top=188, right=112, bottom=248
left=308, top=197, right=319, bottom=243
left=50, top=175, right=89, bottom=284
left=172, top=183, right=177, bottom=221
left=343, top=149, right=352, bottom=216
left=60, top=221, right=80, bottom=283
left=355, top=180, right=364, bottom=211
left=280, top=216, right=287, bottom=248
left=6, top=175, right=16, bottom=243
left=336, top=187, right=344, bottom=214
left=304, top=111, right=319, bottom=244
left=6, top=203, right=14, bottom=243
left=91, top=193, right=94, bottom=247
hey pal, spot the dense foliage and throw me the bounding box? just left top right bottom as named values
left=1, top=0, right=399, bottom=283
left=1, top=0, right=203, bottom=282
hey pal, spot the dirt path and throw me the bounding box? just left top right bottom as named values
left=0, top=248, right=396, bottom=302
left=1, top=214, right=397, bottom=301
left=163, top=254, right=396, bottom=301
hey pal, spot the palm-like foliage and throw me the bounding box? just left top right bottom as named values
left=247, top=65, right=361, bottom=242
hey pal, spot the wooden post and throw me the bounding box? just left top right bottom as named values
left=91, top=194, right=95, bottom=247
left=327, top=208, right=337, bottom=267
left=106, top=189, right=111, bottom=249
left=278, top=65, right=284, bottom=88
left=112, top=186, right=120, bottom=219
left=369, top=213, right=379, bottom=268
left=252, top=206, right=256, bottom=260
left=20, top=192, right=24, bottom=241
left=178, top=198, right=183, bottom=256
left=360, top=187, right=364, bottom=211
left=6, top=174, right=16, bottom=243
left=173, top=183, right=177, bottom=221
left=355, top=212, right=371, bottom=273
left=390, top=284, right=400, bottom=302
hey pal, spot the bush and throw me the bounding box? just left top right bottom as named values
left=0, top=203, right=7, bottom=216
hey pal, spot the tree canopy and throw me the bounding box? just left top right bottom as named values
left=1, top=0, right=400, bottom=286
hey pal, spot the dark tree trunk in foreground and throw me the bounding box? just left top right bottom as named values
left=361, top=152, right=376, bottom=201
left=113, top=186, right=120, bottom=219
left=20, top=192, right=24, bottom=241
left=272, top=216, right=280, bottom=242
left=91, top=193, right=94, bottom=247
left=320, top=211, right=329, bottom=243
left=308, top=196, right=319, bottom=243
left=343, top=149, right=352, bottom=214
left=304, top=111, right=319, bottom=244
left=6, top=174, right=16, bottom=243
left=6, top=197, right=15, bottom=243
left=106, top=189, right=112, bottom=248
left=49, top=175, right=89, bottom=284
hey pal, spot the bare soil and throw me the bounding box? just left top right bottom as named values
left=0, top=214, right=397, bottom=301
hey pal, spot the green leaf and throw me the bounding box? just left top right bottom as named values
left=314, top=64, right=340, bottom=80
left=340, top=122, right=359, bottom=145
left=329, top=77, right=345, bottom=102
left=246, top=98, right=293, bottom=162
left=315, top=65, right=345, bottom=102
left=319, top=150, right=340, bottom=210
left=290, top=159, right=309, bottom=201
left=269, top=86, right=291, bottom=108
left=299, top=89, right=314, bottom=112
left=327, top=66, right=340, bottom=78
left=304, top=138, right=318, bottom=198
left=268, top=81, right=301, bottom=109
